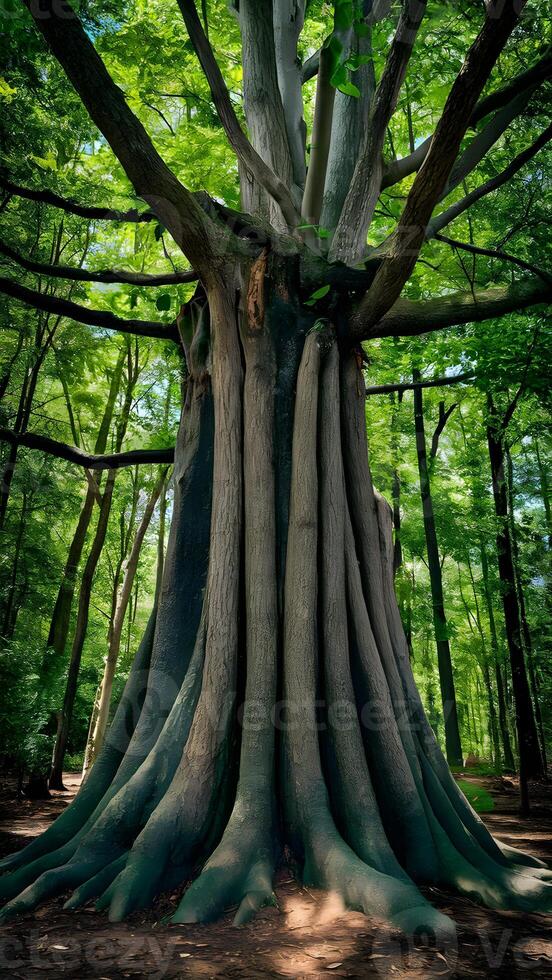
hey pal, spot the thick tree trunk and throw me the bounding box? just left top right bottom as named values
left=486, top=403, right=544, bottom=806
left=1, top=274, right=550, bottom=936
left=413, top=377, right=463, bottom=767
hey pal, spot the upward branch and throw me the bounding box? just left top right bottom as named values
left=23, top=0, right=217, bottom=273
left=381, top=47, right=552, bottom=188
left=330, top=0, right=427, bottom=261
left=426, top=123, right=552, bottom=238
left=177, top=0, right=300, bottom=229
left=356, top=0, right=527, bottom=332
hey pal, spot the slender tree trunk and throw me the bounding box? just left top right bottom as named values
left=83, top=468, right=168, bottom=775
left=390, top=391, right=403, bottom=576
left=505, top=445, right=548, bottom=775
left=534, top=438, right=552, bottom=549
left=45, top=348, right=126, bottom=662
left=462, top=558, right=502, bottom=773
left=479, top=539, right=515, bottom=771
left=0, top=492, right=29, bottom=640
left=486, top=399, right=543, bottom=810
left=49, top=344, right=137, bottom=788
left=49, top=470, right=117, bottom=789
left=413, top=374, right=463, bottom=767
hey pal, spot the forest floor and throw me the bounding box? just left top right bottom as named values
left=0, top=772, right=550, bottom=979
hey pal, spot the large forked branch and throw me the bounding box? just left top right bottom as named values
left=330, top=0, right=427, bottom=261
left=381, top=48, right=552, bottom=188
left=0, top=242, right=198, bottom=287
left=0, top=276, right=178, bottom=342
left=365, top=371, right=474, bottom=395
left=0, top=174, right=155, bottom=222
left=355, top=277, right=551, bottom=341
left=426, top=123, right=552, bottom=238
left=177, top=0, right=299, bottom=229
left=23, top=0, right=216, bottom=273
left=0, top=428, right=175, bottom=469
left=357, top=0, right=527, bottom=331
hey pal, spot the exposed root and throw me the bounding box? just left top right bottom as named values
left=171, top=806, right=274, bottom=925
left=0, top=860, right=96, bottom=923
left=64, top=854, right=128, bottom=910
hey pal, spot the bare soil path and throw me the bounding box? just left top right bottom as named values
left=0, top=771, right=550, bottom=979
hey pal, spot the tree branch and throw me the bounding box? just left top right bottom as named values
left=434, top=233, right=552, bottom=284
left=0, top=276, right=179, bottom=342
left=0, top=428, right=175, bottom=470
left=0, top=241, right=198, bottom=287
left=430, top=401, right=457, bottom=460
left=23, top=0, right=216, bottom=273
left=440, top=87, right=535, bottom=202
left=381, top=48, right=551, bottom=188
left=330, top=0, right=427, bottom=262
left=354, top=277, right=552, bottom=341
left=301, top=42, right=336, bottom=226
left=0, top=174, right=155, bottom=222
left=177, top=0, right=300, bottom=229
left=301, top=48, right=320, bottom=83
left=426, top=123, right=552, bottom=237
left=500, top=324, right=540, bottom=431
left=365, top=371, right=474, bottom=395
left=356, top=0, right=528, bottom=330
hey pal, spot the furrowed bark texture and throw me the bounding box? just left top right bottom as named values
left=1, top=282, right=551, bottom=934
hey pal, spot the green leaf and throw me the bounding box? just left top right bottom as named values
left=334, top=1, right=354, bottom=32
left=0, top=77, right=16, bottom=101
left=305, top=284, right=331, bottom=306
left=336, top=80, right=361, bottom=98
left=156, top=293, right=172, bottom=311
left=30, top=152, right=57, bottom=171
left=154, top=224, right=166, bottom=241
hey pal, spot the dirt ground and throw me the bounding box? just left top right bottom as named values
left=0, top=772, right=550, bottom=979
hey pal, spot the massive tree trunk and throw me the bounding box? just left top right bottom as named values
left=2, top=0, right=551, bottom=942
left=413, top=375, right=463, bottom=767
left=1, top=266, right=551, bottom=939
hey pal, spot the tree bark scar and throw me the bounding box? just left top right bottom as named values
left=246, top=247, right=269, bottom=331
